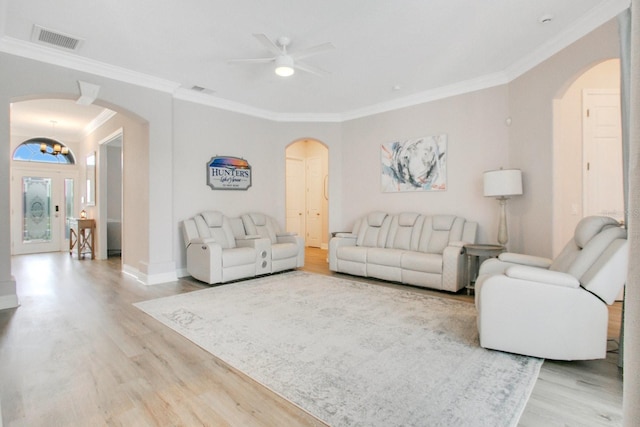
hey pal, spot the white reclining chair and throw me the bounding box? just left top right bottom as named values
left=241, top=213, right=305, bottom=273
left=182, top=211, right=259, bottom=284
left=475, top=216, right=628, bottom=360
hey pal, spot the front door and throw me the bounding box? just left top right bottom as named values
left=11, top=168, right=77, bottom=255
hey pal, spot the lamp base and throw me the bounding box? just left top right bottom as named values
left=497, top=197, right=509, bottom=246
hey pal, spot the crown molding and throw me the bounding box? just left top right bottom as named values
left=83, top=108, right=117, bottom=137
left=173, top=87, right=280, bottom=121
left=339, top=71, right=510, bottom=122
left=0, top=36, right=180, bottom=93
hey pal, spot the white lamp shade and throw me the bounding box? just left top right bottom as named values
left=484, top=169, right=523, bottom=197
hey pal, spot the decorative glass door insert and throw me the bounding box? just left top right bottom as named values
left=22, top=177, right=52, bottom=242
left=12, top=169, right=78, bottom=255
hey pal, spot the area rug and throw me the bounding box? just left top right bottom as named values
left=134, top=271, right=542, bottom=427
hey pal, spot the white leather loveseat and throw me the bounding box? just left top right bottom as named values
left=329, top=211, right=477, bottom=292
left=182, top=211, right=304, bottom=285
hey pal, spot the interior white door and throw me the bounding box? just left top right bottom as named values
left=582, top=89, right=624, bottom=221
left=286, top=157, right=306, bottom=239
left=306, top=156, right=323, bottom=248
left=11, top=168, right=77, bottom=255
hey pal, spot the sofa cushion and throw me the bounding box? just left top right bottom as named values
left=194, top=215, right=212, bottom=238
left=368, top=248, right=404, bottom=266
left=574, top=216, right=619, bottom=248
left=368, top=211, right=388, bottom=227
left=337, top=246, right=369, bottom=263
left=356, top=212, right=390, bottom=248
left=401, top=251, right=443, bottom=274
left=432, top=215, right=456, bottom=231
left=202, top=210, right=224, bottom=227
left=248, top=212, right=268, bottom=226
left=222, top=247, right=256, bottom=267
left=272, top=242, right=299, bottom=260
left=242, top=213, right=278, bottom=244
left=398, top=212, right=420, bottom=226
left=195, top=212, right=236, bottom=249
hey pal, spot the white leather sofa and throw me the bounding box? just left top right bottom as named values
left=329, top=211, right=477, bottom=292
left=475, top=216, right=628, bottom=360
left=182, top=211, right=304, bottom=285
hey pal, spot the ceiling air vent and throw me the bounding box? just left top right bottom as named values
left=31, top=25, right=83, bottom=51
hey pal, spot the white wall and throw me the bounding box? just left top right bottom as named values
left=508, top=18, right=621, bottom=257
left=172, top=99, right=343, bottom=272
left=340, top=86, right=510, bottom=245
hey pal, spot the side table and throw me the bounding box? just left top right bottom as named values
left=69, top=218, right=96, bottom=259
left=464, top=244, right=505, bottom=295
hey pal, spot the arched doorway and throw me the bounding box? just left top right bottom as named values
left=552, top=59, right=621, bottom=255
left=285, top=139, right=329, bottom=249
left=9, top=96, right=148, bottom=268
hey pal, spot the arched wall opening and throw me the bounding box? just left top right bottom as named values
left=8, top=95, right=149, bottom=272
left=552, top=58, right=621, bottom=255
left=285, top=138, right=329, bottom=249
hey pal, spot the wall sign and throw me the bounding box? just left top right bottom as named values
left=207, top=156, right=252, bottom=190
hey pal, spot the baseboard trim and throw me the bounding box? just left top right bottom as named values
left=122, top=264, right=178, bottom=286
left=0, top=294, right=19, bottom=310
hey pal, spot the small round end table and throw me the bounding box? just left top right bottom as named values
left=464, top=244, right=505, bottom=295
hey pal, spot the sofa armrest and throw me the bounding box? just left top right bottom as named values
left=498, top=252, right=553, bottom=268
left=189, top=237, right=217, bottom=245
left=505, top=265, right=580, bottom=288
left=441, top=244, right=467, bottom=292
left=276, top=231, right=297, bottom=237
left=329, top=234, right=358, bottom=271
left=185, top=240, right=223, bottom=284
left=334, top=232, right=357, bottom=238
left=236, top=237, right=270, bottom=249
left=236, top=234, right=261, bottom=240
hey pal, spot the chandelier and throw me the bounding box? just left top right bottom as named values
left=39, top=120, right=69, bottom=156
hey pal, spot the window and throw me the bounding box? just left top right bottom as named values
left=13, top=138, right=76, bottom=165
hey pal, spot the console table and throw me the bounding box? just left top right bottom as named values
left=464, top=244, right=505, bottom=294
left=69, top=218, right=95, bottom=259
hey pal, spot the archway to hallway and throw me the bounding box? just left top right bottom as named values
left=9, top=95, right=148, bottom=269
left=552, top=58, right=621, bottom=256
left=285, top=139, right=329, bottom=250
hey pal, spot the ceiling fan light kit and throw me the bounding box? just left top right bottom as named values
left=275, top=55, right=295, bottom=77
left=229, top=34, right=334, bottom=78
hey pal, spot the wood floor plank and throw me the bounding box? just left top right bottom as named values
left=0, top=248, right=623, bottom=426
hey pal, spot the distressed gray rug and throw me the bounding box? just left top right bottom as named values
left=135, top=271, right=542, bottom=427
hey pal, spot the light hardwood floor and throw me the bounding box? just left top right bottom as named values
left=0, top=248, right=623, bottom=426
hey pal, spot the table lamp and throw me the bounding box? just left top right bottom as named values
left=484, top=168, right=523, bottom=245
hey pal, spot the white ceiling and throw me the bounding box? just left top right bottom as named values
left=1, top=0, right=630, bottom=138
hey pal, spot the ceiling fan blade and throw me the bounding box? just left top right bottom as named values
left=252, top=33, right=283, bottom=56
left=290, top=42, right=335, bottom=60
left=227, top=57, right=275, bottom=64
left=294, top=61, right=331, bottom=77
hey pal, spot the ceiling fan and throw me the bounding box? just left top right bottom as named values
left=228, top=34, right=335, bottom=77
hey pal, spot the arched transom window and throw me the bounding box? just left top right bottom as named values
left=12, top=138, right=76, bottom=164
